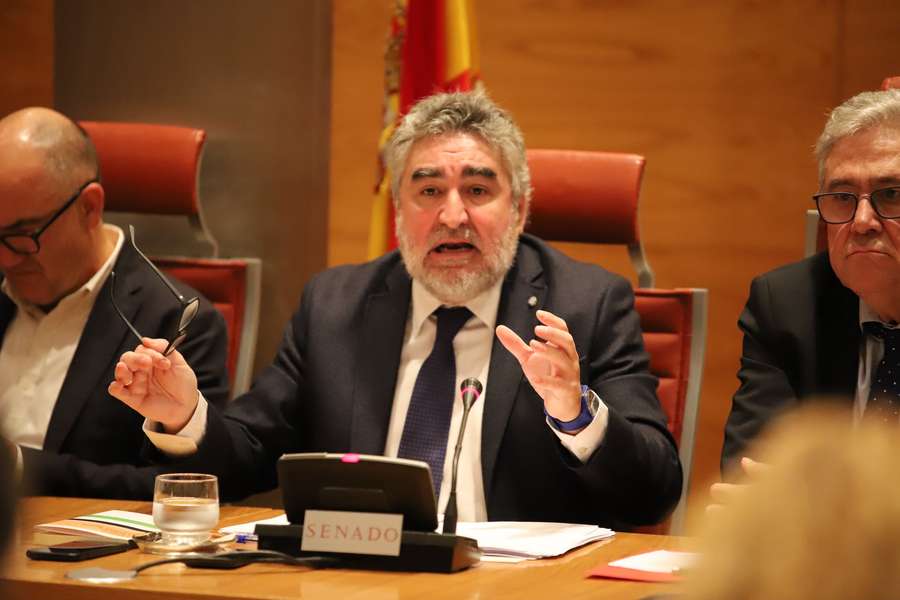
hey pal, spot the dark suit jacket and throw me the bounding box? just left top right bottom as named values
left=722, top=252, right=859, bottom=472
left=179, top=235, right=681, bottom=528
left=4, top=241, right=230, bottom=498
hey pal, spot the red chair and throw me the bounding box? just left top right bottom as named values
left=80, top=121, right=262, bottom=397
left=882, top=76, right=900, bottom=90
left=527, top=149, right=654, bottom=288
left=526, top=149, right=708, bottom=534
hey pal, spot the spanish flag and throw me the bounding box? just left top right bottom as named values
left=367, top=0, right=481, bottom=259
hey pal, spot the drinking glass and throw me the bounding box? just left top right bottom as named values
left=152, top=473, right=219, bottom=547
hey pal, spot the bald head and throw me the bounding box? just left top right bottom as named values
left=0, top=107, right=110, bottom=309
left=0, top=107, right=98, bottom=190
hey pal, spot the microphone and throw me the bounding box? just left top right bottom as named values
left=442, top=378, right=483, bottom=535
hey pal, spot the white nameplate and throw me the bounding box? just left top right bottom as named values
left=300, top=510, right=404, bottom=556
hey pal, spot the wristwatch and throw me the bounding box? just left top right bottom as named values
left=546, top=385, right=599, bottom=432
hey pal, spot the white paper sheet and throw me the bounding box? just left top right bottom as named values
left=607, top=549, right=698, bottom=573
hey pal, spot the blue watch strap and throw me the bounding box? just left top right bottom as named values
left=546, top=385, right=594, bottom=432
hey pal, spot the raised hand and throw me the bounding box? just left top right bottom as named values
left=496, top=309, right=582, bottom=423
left=108, top=338, right=200, bottom=433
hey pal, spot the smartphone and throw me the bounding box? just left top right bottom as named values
left=26, top=539, right=134, bottom=562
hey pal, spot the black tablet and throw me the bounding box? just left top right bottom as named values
left=276, top=453, right=438, bottom=532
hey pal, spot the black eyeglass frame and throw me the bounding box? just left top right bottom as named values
left=812, top=186, right=900, bottom=224
left=0, top=178, right=99, bottom=255
left=109, top=225, right=200, bottom=357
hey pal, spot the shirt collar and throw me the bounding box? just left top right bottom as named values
left=410, top=276, right=504, bottom=337
left=859, top=299, right=899, bottom=332
left=1, top=224, right=124, bottom=318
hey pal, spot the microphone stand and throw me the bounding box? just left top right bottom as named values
left=442, top=378, right=481, bottom=535
left=442, top=401, right=473, bottom=534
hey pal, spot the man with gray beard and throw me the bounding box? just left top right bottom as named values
left=110, top=92, right=681, bottom=528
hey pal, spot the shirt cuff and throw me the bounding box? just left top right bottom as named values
left=143, top=393, right=209, bottom=456
left=546, top=394, right=609, bottom=463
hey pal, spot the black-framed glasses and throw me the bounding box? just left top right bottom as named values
left=110, top=225, right=200, bottom=356
left=0, top=178, right=98, bottom=255
left=813, top=186, right=900, bottom=224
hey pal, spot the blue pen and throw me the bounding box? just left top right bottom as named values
left=235, top=533, right=258, bottom=543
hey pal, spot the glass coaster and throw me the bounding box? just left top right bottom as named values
left=133, top=531, right=234, bottom=556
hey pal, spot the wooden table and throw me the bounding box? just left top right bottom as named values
left=1, top=497, right=688, bottom=600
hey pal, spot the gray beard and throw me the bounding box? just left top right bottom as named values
left=395, top=215, right=520, bottom=305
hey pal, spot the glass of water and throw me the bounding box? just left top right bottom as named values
left=152, top=473, right=219, bottom=547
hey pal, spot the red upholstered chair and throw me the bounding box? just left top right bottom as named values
left=527, top=149, right=654, bottom=288
left=525, top=149, right=708, bottom=534
left=80, top=121, right=262, bottom=397
left=883, top=76, right=900, bottom=90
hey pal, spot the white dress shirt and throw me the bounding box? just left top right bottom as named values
left=0, top=225, right=123, bottom=449
left=149, top=275, right=612, bottom=521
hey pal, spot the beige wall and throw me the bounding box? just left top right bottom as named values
left=330, top=0, right=900, bottom=507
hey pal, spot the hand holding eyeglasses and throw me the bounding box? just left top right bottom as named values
left=108, top=338, right=201, bottom=434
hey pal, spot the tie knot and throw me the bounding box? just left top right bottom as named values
left=864, top=322, right=900, bottom=346
left=434, top=306, right=472, bottom=341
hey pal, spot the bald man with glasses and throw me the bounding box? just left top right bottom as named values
left=721, top=89, right=900, bottom=474
left=0, top=107, right=229, bottom=498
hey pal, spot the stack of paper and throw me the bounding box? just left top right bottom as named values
left=35, top=510, right=234, bottom=545
left=35, top=510, right=159, bottom=540
left=455, top=521, right=614, bottom=562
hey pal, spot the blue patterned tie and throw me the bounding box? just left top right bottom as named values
left=863, top=322, right=900, bottom=421
left=398, top=306, right=472, bottom=493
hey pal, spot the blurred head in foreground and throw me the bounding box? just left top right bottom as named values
left=688, top=407, right=900, bottom=600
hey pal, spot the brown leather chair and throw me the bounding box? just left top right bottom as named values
left=80, top=121, right=261, bottom=397
left=526, top=149, right=707, bottom=534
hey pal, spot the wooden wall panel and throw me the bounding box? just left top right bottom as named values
left=0, top=0, right=53, bottom=114
left=331, top=0, right=900, bottom=517
left=330, top=0, right=395, bottom=267
left=839, top=0, right=900, bottom=96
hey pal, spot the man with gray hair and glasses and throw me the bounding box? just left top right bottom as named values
left=111, top=91, right=681, bottom=528
left=721, top=88, right=900, bottom=476
left=0, top=107, right=229, bottom=498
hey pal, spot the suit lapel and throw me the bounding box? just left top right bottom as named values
left=481, top=241, right=546, bottom=502
left=43, top=244, right=143, bottom=452
left=815, top=263, right=860, bottom=399
left=349, top=260, right=411, bottom=454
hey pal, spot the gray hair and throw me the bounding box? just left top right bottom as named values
left=385, top=90, right=532, bottom=211
left=815, top=89, right=900, bottom=185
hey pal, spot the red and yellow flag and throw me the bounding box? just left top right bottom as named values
left=368, top=0, right=481, bottom=259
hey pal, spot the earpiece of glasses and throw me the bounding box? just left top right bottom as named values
left=108, top=226, right=200, bottom=356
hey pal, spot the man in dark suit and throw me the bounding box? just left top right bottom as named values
left=112, top=92, right=681, bottom=528
left=721, top=88, right=900, bottom=474
left=0, top=107, right=229, bottom=497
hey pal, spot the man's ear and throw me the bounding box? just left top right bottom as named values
left=80, top=181, right=105, bottom=228
left=515, top=195, right=529, bottom=232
